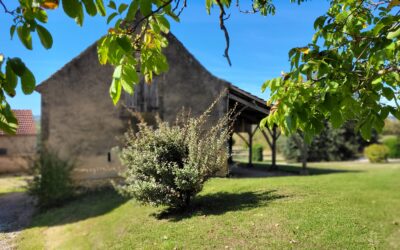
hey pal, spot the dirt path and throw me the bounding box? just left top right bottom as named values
left=0, top=193, right=35, bottom=250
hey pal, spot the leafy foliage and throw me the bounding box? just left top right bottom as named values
left=383, top=136, right=400, bottom=158
left=117, top=99, right=232, bottom=209
left=29, top=150, right=75, bottom=209
left=364, top=144, right=390, bottom=163
left=0, top=0, right=106, bottom=133
left=252, top=144, right=263, bottom=161
left=282, top=122, right=376, bottom=162
left=262, top=0, right=400, bottom=141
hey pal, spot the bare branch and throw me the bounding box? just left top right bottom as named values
left=216, top=0, right=232, bottom=66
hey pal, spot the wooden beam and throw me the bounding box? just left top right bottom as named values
left=235, top=132, right=249, bottom=146
left=251, top=124, right=259, bottom=137
left=261, top=129, right=272, bottom=148
left=229, top=85, right=267, bottom=107
left=228, top=94, right=269, bottom=115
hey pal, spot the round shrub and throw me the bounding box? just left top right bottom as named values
left=252, top=144, right=263, bottom=162
left=383, top=137, right=400, bottom=158
left=118, top=107, right=232, bottom=209
left=364, top=144, right=390, bottom=163
left=29, top=150, right=75, bottom=209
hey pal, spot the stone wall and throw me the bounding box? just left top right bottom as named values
left=38, top=34, right=230, bottom=186
left=160, top=34, right=229, bottom=123
left=38, top=44, right=127, bottom=185
left=0, top=135, right=36, bottom=173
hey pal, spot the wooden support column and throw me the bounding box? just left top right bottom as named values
left=248, top=125, right=259, bottom=167
left=248, top=131, right=253, bottom=167
left=271, top=125, right=280, bottom=170
left=261, top=125, right=281, bottom=170
left=228, top=135, right=233, bottom=164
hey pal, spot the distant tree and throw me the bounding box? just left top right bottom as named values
left=283, top=122, right=378, bottom=162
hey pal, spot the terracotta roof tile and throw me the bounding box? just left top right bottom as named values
left=0, top=110, right=36, bottom=135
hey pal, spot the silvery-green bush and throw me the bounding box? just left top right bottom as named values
left=118, top=101, right=232, bottom=209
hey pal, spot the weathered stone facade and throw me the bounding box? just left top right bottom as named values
left=37, top=34, right=230, bottom=186
left=0, top=110, right=37, bottom=174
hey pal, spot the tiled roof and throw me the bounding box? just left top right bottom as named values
left=0, top=110, right=36, bottom=135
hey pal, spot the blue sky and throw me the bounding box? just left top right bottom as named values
left=1, top=1, right=330, bottom=116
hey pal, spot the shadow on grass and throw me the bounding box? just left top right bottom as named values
left=25, top=189, right=128, bottom=230
left=154, top=190, right=287, bottom=222
left=230, top=162, right=361, bottom=178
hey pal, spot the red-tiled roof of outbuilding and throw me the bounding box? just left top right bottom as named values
left=0, top=110, right=36, bottom=135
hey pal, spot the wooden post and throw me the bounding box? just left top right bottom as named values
left=271, top=126, right=277, bottom=170
left=248, top=131, right=253, bottom=167
left=261, top=125, right=280, bottom=170
left=228, top=134, right=233, bottom=164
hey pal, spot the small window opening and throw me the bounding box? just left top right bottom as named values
left=0, top=148, right=7, bottom=156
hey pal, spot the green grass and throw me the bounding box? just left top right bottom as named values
left=0, top=175, right=29, bottom=195
left=19, top=162, right=400, bottom=249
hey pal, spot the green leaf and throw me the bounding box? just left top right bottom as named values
left=109, top=78, right=121, bottom=105
left=8, top=58, right=26, bottom=76
left=121, top=64, right=139, bottom=95
left=382, top=87, right=394, bottom=100
left=21, top=68, right=36, bottom=94
left=113, top=65, right=122, bottom=79
left=34, top=8, right=48, bottom=23
left=126, top=1, right=139, bottom=21
left=206, top=0, right=213, bottom=14
left=107, top=12, right=118, bottom=24
left=116, top=37, right=132, bottom=52
left=62, top=0, right=81, bottom=18
left=10, top=25, right=16, bottom=39
left=0, top=104, right=18, bottom=135
left=387, top=28, right=400, bottom=40
left=97, top=36, right=110, bottom=65
left=156, top=15, right=170, bottom=33
left=36, top=25, right=53, bottom=49
left=17, top=26, right=33, bottom=50
left=75, top=3, right=84, bottom=26
left=95, top=0, right=106, bottom=16
left=108, top=0, right=116, bottom=10
left=330, top=111, right=343, bottom=128
left=5, top=61, right=17, bottom=97
left=260, top=117, right=268, bottom=128
left=140, top=0, right=152, bottom=16
left=118, top=3, right=128, bottom=14
left=360, top=121, right=372, bottom=140
left=82, top=0, right=97, bottom=16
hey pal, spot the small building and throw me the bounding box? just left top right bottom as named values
left=37, top=34, right=272, bottom=186
left=0, top=110, right=37, bottom=174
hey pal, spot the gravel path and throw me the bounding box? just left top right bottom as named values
left=0, top=193, right=35, bottom=250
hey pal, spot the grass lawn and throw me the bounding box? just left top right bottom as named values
left=0, top=175, right=29, bottom=195
left=19, top=162, right=400, bottom=249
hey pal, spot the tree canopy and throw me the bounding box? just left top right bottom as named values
left=262, top=0, right=400, bottom=141
left=0, top=0, right=399, bottom=140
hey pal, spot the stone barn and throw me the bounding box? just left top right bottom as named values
left=0, top=110, right=37, bottom=174
left=37, top=33, right=272, bottom=186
